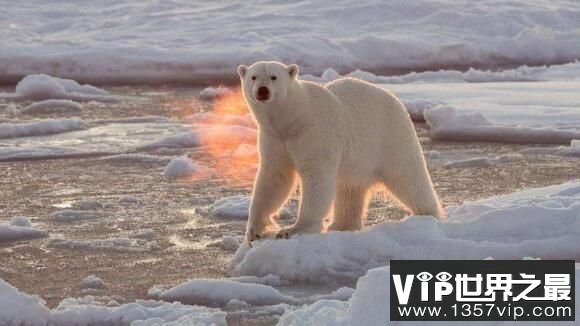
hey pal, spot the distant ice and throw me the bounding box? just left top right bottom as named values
left=80, top=275, right=106, bottom=290
left=208, top=195, right=292, bottom=220
left=199, top=86, right=232, bottom=100
left=20, top=99, right=82, bottom=115
left=0, top=218, right=46, bottom=242
left=0, top=118, right=88, bottom=139
left=0, top=278, right=226, bottom=326
left=157, top=279, right=298, bottom=306
left=6, top=74, right=118, bottom=102
left=232, top=181, right=580, bottom=283
left=425, top=106, right=580, bottom=145
left=163, top=157, right=213, bottom=179
left=2, top=2, right=580, bottom=83
left=95, top=116, right=170, bottom=124
left=0, top=146, right=88, bottom=161
left=443, top=157, right=493, bottom=169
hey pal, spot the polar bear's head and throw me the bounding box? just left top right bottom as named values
left=237, top=61, right=299, bottom=106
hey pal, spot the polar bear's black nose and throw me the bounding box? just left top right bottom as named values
left=257, top=86, right=270, bottom=101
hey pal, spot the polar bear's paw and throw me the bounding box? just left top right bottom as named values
left=275, top=224, right=322, bottom=239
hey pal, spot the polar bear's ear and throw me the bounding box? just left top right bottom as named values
left=238, top=65, right=248, bottom=78
left=288, top=64, right=299, bottom=79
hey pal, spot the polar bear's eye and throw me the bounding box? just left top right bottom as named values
left=251, top=76, right=256, bottom=81
left=270, top=76, right=277, bottom=81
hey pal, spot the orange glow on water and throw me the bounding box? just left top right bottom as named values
left=190, top=88, right=258, bottom=185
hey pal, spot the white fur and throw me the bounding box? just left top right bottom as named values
left=238, top=61, right=443, bottom=242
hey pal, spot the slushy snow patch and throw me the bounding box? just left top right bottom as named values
left=0, top=278, right=226, bottom=325
left=140, top=125, right=257, bottom=149
left=47, top=237, right=158, bottom=252
left=48, top=210, right=103, bottom=222
left=520, top=140, right=580, bottom=158
left=14, top=74, right=117, bottom=102
left=0, top=218, right=46, bottom=242
left=187, top=112, right=255, bottom=128
left=158, top=279, right=298, bottom=306
left=163, top=157, right=212, bottom=179
left=80, top=275, right=106, bottom=290
left=0, top=118, right=88, bottom=139
left=20, top=99, right=83, bottom=115
left=198, top=86, right=232, bottom=100
left=425, top=106, right=580, bottom=145
left=209, top=195, right=292, bottom=220
left=232, top=181, right=580, bottom=283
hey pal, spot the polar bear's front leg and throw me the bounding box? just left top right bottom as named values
left=276, top=166, right=337, bottom=239
left=246, top=163, right=296, bottom=243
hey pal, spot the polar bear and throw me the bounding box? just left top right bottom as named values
left=238, top=61, right=443, bottom=243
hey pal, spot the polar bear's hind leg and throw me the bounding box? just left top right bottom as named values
left=328, top=184, right=368, bottom=231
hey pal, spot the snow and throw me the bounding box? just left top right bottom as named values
left=199, top=86, right=233, bottom=100
left=2, top=2, right=580, bottom=83
left=76, top=199, right=103, bottom=210
left=232, top=181, right=580, bottom=283
left=278, top=264, right=580, bottom=326
left=80, top=275, right=106, bottom=290
left=0, top=278, right=226, bottom=326
left=208, top=195, right=292, bottom=220
left=305, top=61, right=580, bottom=84
left=157, top=279, right=298, bottom=306
left=0, top=146, right=88, bottom=161
left=8, top=74, right=117, bottom=102
left=425, top=106, right=580, bottom=145
left=0, top=118, right=88, bottom=139
left=163, top=157, right=213, bottom=179
left=0, top=218, right=46, bottom=242
left=20, top=99, right=83, bottom=115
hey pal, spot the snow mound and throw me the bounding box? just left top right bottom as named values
left=401, top=99, right=443, bottom=122
left=163, top=157, right=213, bottom=179
left=0, top=219, right=46, bottom=242
left=0, top=278, right=226, bottom=326
left=425, top=106, right=580, bottom=145
left=142, top=125, right=257, bottom=150
left=80, top=275, right=106, bottom=290
left=47, top=237, right=158, bottom=252
left=207, top=235, right=240, bottom=251
left=20, top=99, right=82, bottom=115
left=158, top=279, right=298, bottom=306
left=10, top=216, right=32, bottom=227
left=199, top=86, right=232, bottom=100
left=14, top=74, right=117, bottom=102
left=0, top=118, right=88, bottom=139
left=520, top=140, right=580, bottom=158
left=279, top=264, right=580, bottom=326
left=48, top=210, right=103, bottom=222
left=209, top=195, right=292, bottom=220
left=232, top=181, right=580, bottom=283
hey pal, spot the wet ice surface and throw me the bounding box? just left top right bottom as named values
left=0, top=80, right=579, bottom=325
